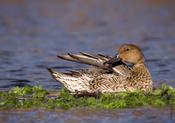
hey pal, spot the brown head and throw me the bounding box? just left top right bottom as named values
left=107, top=44, right=145, bottom=66
left=118, top=44, right=145, bottom=65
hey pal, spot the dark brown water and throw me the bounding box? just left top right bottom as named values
left=0, top=0, right=175, bottom=122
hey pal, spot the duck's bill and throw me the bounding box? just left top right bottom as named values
left=122, top=61, right=134, bottom=68
left=105, top=54, right=135, bottom=68
left=106, top=54, right=121, bottom=64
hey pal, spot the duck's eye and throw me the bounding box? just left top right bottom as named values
left=125, top=48, right=130, bottom=51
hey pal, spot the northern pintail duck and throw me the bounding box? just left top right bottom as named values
left=48, top=44, right=153, bottom=94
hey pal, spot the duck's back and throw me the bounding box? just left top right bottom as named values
left=89, top=64, right=152, bottom=93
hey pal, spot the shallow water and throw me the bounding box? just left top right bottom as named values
left=0, top=108, right=175, bottom=123
left=0, top=0, right=175, bottom=122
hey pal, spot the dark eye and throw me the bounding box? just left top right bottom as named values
left=126, top=48, right=129, bottom=51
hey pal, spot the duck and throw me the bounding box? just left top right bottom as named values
left=48, top=44, right=153, bottom=94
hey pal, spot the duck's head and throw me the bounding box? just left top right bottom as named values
left=107, top=44, right=145, bottom=67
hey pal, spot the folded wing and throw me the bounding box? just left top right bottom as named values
left=57, top=52, right=132, bottom=77
left=57, top=52, right=111, bottom=69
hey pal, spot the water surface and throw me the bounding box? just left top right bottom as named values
left=0, top=107, right=175, bottom=123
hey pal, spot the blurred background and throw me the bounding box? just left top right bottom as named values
left=1, top=0, right=175, bottom=123
left=0, top=0, right=175, bottom=91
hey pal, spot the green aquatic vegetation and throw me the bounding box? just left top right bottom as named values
left=0, top=84, right=175, bottom=110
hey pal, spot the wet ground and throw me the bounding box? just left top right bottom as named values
left=0, top=0, right=175, bottom=122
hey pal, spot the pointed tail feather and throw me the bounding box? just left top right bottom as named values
left=47, top=68, right=79, bottom=81
left=47, top=68, right=91, bottom=92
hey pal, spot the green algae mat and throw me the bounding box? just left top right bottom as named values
left=0, top=84, right=175, bottom=110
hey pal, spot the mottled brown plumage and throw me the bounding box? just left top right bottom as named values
left=48, top=44, right=153, bottom=94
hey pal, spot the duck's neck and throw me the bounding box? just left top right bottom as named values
left=131, top=63, right=153, bottom=91
left=134, top=62, right=145, bottom=68
left=133, top=63, right=150, bottom=76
